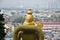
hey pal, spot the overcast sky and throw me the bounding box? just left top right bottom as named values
left=0, top=0, right=60, bottom=9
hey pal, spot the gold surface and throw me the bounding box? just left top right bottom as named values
left=13, top=8, right=44, bottom=40
left=23, top=8, right=34, bottom=25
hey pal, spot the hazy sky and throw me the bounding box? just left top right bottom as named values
left=0, top=0, right=60, bottom=9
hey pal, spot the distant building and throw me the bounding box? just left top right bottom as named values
left=42, top=22, right=60, bottom=36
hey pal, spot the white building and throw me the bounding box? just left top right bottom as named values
left=42, top=22, right=60, bottom=40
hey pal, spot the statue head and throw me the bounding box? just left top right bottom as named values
left=13, top=8, right=44, bottom=40
left=23, top=8, right=34, bottom=25
left=27, top=8, right=33, bottom=14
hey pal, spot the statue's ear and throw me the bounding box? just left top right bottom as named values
left=35, top=21, right=43, bottom=28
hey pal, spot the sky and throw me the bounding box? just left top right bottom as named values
left=0, top=0, right=60, bottom=9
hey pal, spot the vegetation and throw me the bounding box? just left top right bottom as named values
left=13, top=16, right=25, bottom=23
left=0, top=14, right=6, bottom=40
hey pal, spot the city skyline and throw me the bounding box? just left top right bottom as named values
left=0, top=0, right=60, bottom=9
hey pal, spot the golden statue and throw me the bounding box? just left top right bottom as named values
left=13, top=8, right=44, bottom=40
left=23, top=8, right=34, bottom=25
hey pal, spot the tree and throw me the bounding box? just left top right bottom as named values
left=0, top=14, right=6, bottom=40
left=13, top=16, right=25, bottom=23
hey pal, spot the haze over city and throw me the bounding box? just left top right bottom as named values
left=0, top=0, right=60, bottom=9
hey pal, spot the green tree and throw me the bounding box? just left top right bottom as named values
left=0, top=14, right=6, bottom=40
left=13, top=16, right=25, bottom=23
